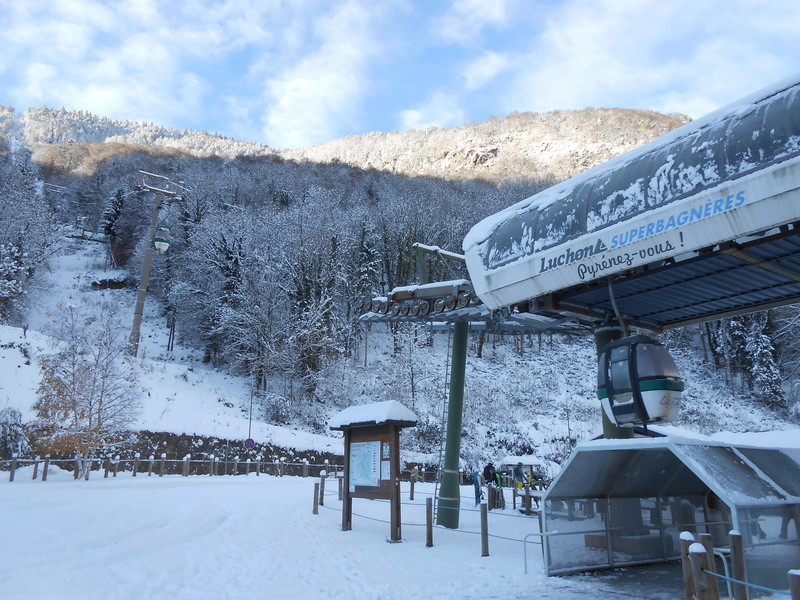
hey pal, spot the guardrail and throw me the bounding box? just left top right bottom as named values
left=680, top=530, right=800, bottom=600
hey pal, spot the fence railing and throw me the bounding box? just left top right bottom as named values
left=309, top=477, right=551, bottom=573
left=1, top=454, right=454, bottom=483
left=680, top=530, right=800, bottom=600
left=0, top=454, right=347, bottom=481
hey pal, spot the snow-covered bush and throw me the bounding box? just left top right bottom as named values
left=0, top=407, right=30, bottom=458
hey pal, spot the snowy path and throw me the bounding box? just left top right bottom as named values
left=0, top=471, right=681, bottom=599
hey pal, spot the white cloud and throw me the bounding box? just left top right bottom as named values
left=461, top=51, right=510, bottom=91
left=0, top=0, right=289, bottom=130
left=434, top=0, right=511, bottom=45
left=2, top=0, right=799, bottom=146
left=501, top=0, right=800, bottom=118
left=261, top=1, right=384, bottom=148
left=398, top=91, right=465, bottom=131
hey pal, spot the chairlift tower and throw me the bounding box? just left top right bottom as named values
left=127, top=171, right=189, bottom=357
left=363, top=244, right=588, bottom=529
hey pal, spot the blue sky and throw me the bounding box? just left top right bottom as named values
left=2, top=0, right=799, bottom=149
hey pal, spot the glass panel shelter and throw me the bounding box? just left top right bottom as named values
left=541, top=438, right=800, bottom=595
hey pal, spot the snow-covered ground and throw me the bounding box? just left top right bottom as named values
left=1, top=469, right=681, bottom=600
left=2, top=237, right=342, bottom=455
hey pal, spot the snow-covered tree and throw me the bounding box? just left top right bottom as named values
left=0, top=407, right=30, bottom=459
left=0, top=123, right=57, bottom=321
left=746, top=312, right=785, bottom=408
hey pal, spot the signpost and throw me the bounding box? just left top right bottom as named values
left=330, top=401, right=417, bottom=542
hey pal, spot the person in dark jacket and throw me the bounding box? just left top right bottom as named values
left=483, top=462, right=496, bottom=485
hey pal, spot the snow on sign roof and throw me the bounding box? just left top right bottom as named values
left=329, top=400, right=417, bottom=430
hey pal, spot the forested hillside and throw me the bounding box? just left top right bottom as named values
left=0, top=103, right=797, bottom=466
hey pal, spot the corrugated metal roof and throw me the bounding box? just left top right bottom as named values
left=545, top=439, right=800, bottom=507
left=548, top=225, right=800, bottom=330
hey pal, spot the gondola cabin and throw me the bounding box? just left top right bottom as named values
left=597, top=335, right=683, bottom=427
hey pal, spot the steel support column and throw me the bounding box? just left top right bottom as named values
left=436, top=319, right=468, bottom=528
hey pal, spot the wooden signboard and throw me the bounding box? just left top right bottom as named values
left=332, top=410, right=415, bottom=543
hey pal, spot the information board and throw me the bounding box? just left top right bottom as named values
left=349, top=441, right=381, bottom=487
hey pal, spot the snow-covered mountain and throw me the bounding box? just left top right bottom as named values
left=20, top=104, right=687, bottom=184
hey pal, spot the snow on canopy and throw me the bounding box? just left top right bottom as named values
left=463, top=72, right=800, bottom=283
left=549, top=436, right=800, bottom=506
left=329, top=400, right=417, bottom=430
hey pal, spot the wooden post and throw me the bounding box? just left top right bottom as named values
left=688, top=543, right=712, bottom=600
left=410, top=476, right=415, bottom=501
left=113, top=456, right=120, bottom=477
left=730, top=532, right=747, bottom=600
left=302, top=460, right=309, bottom=478
left=789, top=570, right=800, bottom=600
left=390, top=475, right=401, bottom=542
left=480, top=502, right=489, bottom=557
left=245, top=459, right=251, bottom=476
left=159, top=453, right=166, bottom=477
left=313, top=482, right=319, bottom=515
left=183, top=455, right=190, bottom=477
left=512, top=486, right=517, bottom=511
left=148, top=455, right=154, bottom=476
left=319, top=472, right=326, bottom=506
left=32, top=456, right=40, bottom=480
left=426, top=497, right=434, bottom=547
left=255, top=456, right=261, bottom=476
left=524, top=484, right=532, bottom=515
left=233, top=456, right=239, bottom=476
left=680, top=531, right=695, bottom=600
left=698, top=533, right=720, bottom=600
left=42, top=455, right=50, bottom=482
left=132, top=452, right=140, bottom=477
left=338, top=475, right=343, bottom=501
left=9, top=455, right=17, bottom=482
left=208, top=455, right=214, bottom=476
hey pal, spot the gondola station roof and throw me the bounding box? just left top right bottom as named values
left=463, top=73, right=800, bottom=331
left=545, top=436, right=800, bottom=505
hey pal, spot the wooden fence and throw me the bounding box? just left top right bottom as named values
left=0, top=454, right=345, bottom=481
left=1, top=455, right=447, bottom=483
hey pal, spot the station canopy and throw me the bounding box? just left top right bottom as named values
left=540, top=437, right=800, bottom=586
left=462, top=74, right=800, bottom=332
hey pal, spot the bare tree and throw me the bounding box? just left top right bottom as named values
left=32, top=302, right=139, bottom=477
